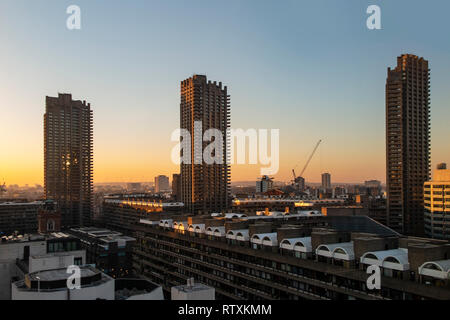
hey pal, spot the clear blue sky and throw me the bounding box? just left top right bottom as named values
left=1, top=0, right=449, bottom=185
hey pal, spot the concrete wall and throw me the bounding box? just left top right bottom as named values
left=0, top=241, right=46, bottom=300
left=408, top=244, right=450, bottom=272
left=353, top=237, right=399, bottom=261
left=225, top=221, right=249, bottom=232
left=322, top=206, right=368, bottom=217
left=28, top=250, right=86, bottom=273
left=311, top=231, right=350, bottom=252
left=249, top=224, right=273, bottom=237
left=276, top=227, right=310, bottom=244
left=204, top=219, right=225, bottom=228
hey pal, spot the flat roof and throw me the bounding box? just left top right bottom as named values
left=1, top=234, right=46, bottom=244
left=28, top=266, right=97, bottom=282
left=0, top=201, right=43, bottom=206
left=173, top=283, right=213, bottom=293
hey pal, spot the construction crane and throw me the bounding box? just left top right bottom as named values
left=292, top=140, right=322, bottom=189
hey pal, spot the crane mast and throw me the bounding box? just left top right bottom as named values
left=291, top=140, right=322, bottom=189
left=299, top=140, right=322, bottom=177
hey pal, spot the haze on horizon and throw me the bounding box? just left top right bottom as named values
left=1, top=0, right=450, bottom=186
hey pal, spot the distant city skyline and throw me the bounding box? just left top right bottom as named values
left=1, top=0, right=450, bottom=186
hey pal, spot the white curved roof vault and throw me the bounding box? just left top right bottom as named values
left=205, top=226, right=226, bottom=237
left=419, top=260, right=450, bottom=280
left=225, top=213, right=248, bottom=219
left=173, top=221, right=188, bottom=230
left=280, top=237, right=312, bottom=253
left=316, top=242, right=355, bottom=261
left=213, top=226, right=226, bottom=237
left=188, top=224, right=205, bottom=233
left=226, top=230, right=236, bottom=239
left=195, top=225, right=205, bottom=233
left=360, top=248, right=409, bottom=271
left=226, top=229, right=249, bottom=241
left=251, top=233, right=278, bottom=246
left=236, top=230, right=250, bottom=241
left=160, top=219, right=173, bottom=228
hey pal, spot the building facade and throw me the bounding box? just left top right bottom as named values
left=321, top=173, right=331, bottom=190
left=180, top=75, right=231, bottom=214
left=133, top=214, right=450, bottom=300
left=68, top=227, right=136, bottom=278
left=172, top=174, right=181, bottom=201
left=0, top=201, right=42, bottom=235
left=424, top=163, right=450, bottom=239
left=155, top=175, right=170, bottom=193
left=364, top=180, right=382, bottom=197
left=100, top=197, right=184, bottom=235
left=0, top=233, right=85, bottom=300
left=256, top=176, right=274, bottom=193
left=11, top=266, right=114, bottom=300
left=44, top=93, right=93, bottom=228
left=386, top=54, right=430, bottom=236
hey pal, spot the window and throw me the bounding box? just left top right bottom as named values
left=74, top=257, right=82, bottom=266
left=47, top=219, right=55, bottom=231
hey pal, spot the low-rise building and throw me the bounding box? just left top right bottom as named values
left=133, top=213, right=450, bottom=300
left=101, top=197, right=184, bottom=234
left=0, top=232, right=85, bottom=300
left=12, top=266, right=115, bottom=300
left=256, top=176, right=274, bottom=193
left=68, top=227, right=136, bottom=278
left=232, top=198, right=346, bottom=214
left=0, top=201, right=42, bottom=235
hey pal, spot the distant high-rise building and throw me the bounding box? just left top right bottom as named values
left=44, top=94, right=93, bottom=228
left=321, top=173, right=331, bottom=189
left=386, top=54, right=431, bottom=235
left=256, top=176, right=274, bottom=193
left=180, top=75, right=231, bottom=214
left=127, top=183, right=142, bottom=193
left=294, top=176, right=305, bottom=192
left=424, top=163, right=450, bottom=240
left=365, top=180, right=381, bottom=188
left=172, top=174, right=181, bottom=201
left=154, top=175, right=169, bottom=193
left=364, top=180, right=382, bottom=197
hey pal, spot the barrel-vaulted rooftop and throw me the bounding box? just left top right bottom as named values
left=360, top=248, right=409, bottom=271
left=316, top=242, right=355, bottom=261
left=280, top=237, right=312, bottom=253
left=419, top=260, right=450, bottom=279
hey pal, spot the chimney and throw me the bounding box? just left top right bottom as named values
left=187, top=278, right=195, bottom=287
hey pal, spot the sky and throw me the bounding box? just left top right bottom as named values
left=1, top=0, right=450, bottom=186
